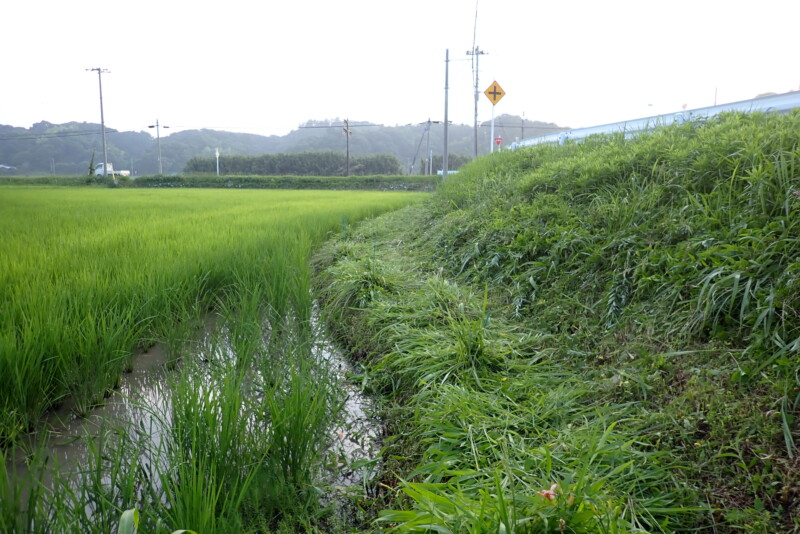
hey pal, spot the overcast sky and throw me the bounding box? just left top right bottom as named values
left=2, top=0, right=798, bottom=139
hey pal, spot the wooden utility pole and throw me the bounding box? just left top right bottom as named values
left=87, top=67, right=110, bottom=181
left=466, top=46, right=487, bottom=159
left=443, top=50, right=449, bottom=179
left=343, top=119, right=352, bottom=176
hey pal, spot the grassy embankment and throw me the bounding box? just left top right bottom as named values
left=314, top=111, right=800, bottom=532
left=0, top=187, right=425, bottom=533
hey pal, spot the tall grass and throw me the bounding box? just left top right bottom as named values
left=315, top=111, right=800, bottom=532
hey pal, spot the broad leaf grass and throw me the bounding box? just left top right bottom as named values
left=314, top=111, right=800, bottom=532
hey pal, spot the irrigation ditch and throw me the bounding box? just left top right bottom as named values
left=5, top=308, right=382, bottom=531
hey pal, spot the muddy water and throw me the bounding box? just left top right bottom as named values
left=7, top=343, right=171, bottom=490
left=316, top=334, right=382, bottom=491
left=8, top=314, right=381, bottom=498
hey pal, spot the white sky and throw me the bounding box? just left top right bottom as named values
left=2, top=0, right=798, bottom=138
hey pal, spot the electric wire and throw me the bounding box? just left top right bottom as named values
left=0, top=129, right=134, bottom=141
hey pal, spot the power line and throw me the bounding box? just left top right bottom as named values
left=0, top=121, right=565, bottom=144
left=467, top=0, right=486, bottom=159
left=0, top=130, right=102, bottom=141
left=479, top=124, right=566, bottom=130
left=0, top=128, right=137, bottom=141
left=298, top=123, right=380, bottom=129
left=297, top=120, right=381, bottom=176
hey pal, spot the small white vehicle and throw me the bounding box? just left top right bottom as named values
left=94, top=162, right=130, bottom=177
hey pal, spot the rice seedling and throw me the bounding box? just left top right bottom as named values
left=0, top=443, right=50, bottom=534
left=0, top=187, right=422, bottom=440
left=0, top=186, right=424, bottom=531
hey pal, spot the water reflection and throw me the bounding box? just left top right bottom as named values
left=315, top=333, right=381, bottom=491
left=9, top=310, right=381, bottom=502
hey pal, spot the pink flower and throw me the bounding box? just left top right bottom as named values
left=537, top=483, right=559, bottom=501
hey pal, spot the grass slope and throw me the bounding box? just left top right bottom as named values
left=314, top=111, right=800, bottom=533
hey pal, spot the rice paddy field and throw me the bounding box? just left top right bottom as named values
left=0, top=186, right=425, bottom=532
left=4, top=111, right=800, bottom=534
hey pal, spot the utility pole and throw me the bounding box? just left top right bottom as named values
left=148, top=119, right=170, bottom=174
left=425, top=119, right=440, bottom=175
left=343, top=118, right=352, bottom=176
left=466, top=46, right=487, bottom=159
left=411, top=119, right=440, bottom=175
left=443, top=49, right=449, bottom=179
left=87, top=68, right=110, bottom=180
left=425, top=121, right=431, bottom=175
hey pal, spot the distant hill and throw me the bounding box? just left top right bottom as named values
left=0, top=116, right=566, bottom=176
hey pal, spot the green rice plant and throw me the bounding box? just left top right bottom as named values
left=0, top=187, right=423, bottom=446
left=0, top=335, right=59, bottom=446
left=117, top=507, right=197, bottom=534
left=216, top=288, right=268, bottom=370
left=0, top=444, right=50, bottom=534
left=253, top=346, right=345, bottom=520
left=58, top=425, right=147, bottom=533
left=36, top=316, right=343, bottom=532
left=0, top=185, right=423, bottom=533
left=167, top=357, right=257, bottom=484
left=148, top=277, right=210, bottom=371
left=157, top=300, right=342, bottom=530
left=61, top=304, right=144, bottom=417
left=260, top=232, right=315, bottom=345
left=158, top=452, right=249, bottom=534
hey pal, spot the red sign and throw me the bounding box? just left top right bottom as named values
left=494, top=137, right=503, bottom=146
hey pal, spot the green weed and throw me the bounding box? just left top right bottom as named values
left=315, top=111, right=800, bottom=532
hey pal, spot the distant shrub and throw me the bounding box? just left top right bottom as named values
left=128, top=174, right=437, bottom=191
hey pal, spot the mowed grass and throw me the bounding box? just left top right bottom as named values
left=0, top=187, right=425, bottom=445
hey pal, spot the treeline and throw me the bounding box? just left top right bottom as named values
left=130, top=174, right=437, bottom=191
left=1, top=115, right=566, bottom=177
left=0, top=122, right=153, bottom=175
left=0, top=174, right=439, bottom=191
left=185, top=151, right=403, bottom=176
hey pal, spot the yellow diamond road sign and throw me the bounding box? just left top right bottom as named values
left=484, top=81, right=505, bottom=105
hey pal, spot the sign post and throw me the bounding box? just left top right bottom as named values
left=484, top=81, right=505, bottom=153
